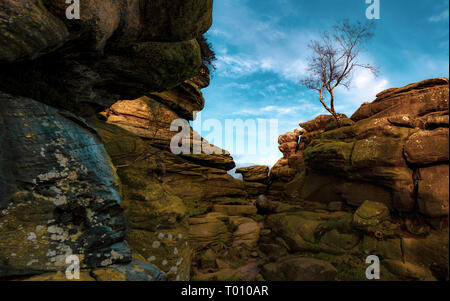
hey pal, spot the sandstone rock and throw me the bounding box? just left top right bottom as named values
left=267, top=211, right=356, bottom=254
left=200, top=249, right=217, bottom=269
left=256, top=197, right=303, bottom=214
left=0, top=39, right=203, bottom=114
left=278, top=132, right=300, bottom=145
left=23, top=271, right=95, bottom=281
left=279, top=142, right=299, bottom=159
left=44, top=0, right=122, bottom=51
left=243, top=182, right=268, bottom=197
left=351, top=136, right=407, bottom=168
left=362, top=236, right=403, bottom=260
left=284, top=172, right=343, bottom=205
left=352, top=201, right=390, bottom=229
left=417, top=165, right=449, bottom=217
left=89, top=118, right=192, bottom=280
left=299, top=114, right=347, bottom=132
left=383, top=260, right=436, bottom=281
left=140, top=0, right=213, bottom=42
left=352, top=78, right=449, bottom=122
left=404, top=128, right=449, bottom=165
left=402, top=232, right=449, bottom=281
left=0, top=0, right=69, bottom=62
left=97, top=259, right=166, bottom=281
left=328, top=202, right=344, bottom=212
left=230, top=217, right=260, bottom=249
left=188, top=213, right=233, bottom=251
left=259, top=244, right=288, bottom=261
left=147, top=79, right=205, bottom=120
left=193, top=268, right=242, bottom=281
left=338, top=182, right=392, bottom=208
left=261, top=256, right=338, bottom=281
left=270, top=159, right=296, bottom=182
left=213, top=205, right=257, bottom=216
left=236, top=165, right=270, bottom=183
left=102, top=96, right=236, bottom=171
left=303, top=141, right=354, bottom=172
left=0, top=93, right=131, bottom=278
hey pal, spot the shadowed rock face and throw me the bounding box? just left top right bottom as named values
left=0, top=0, right=211, bottom=114
left=0, top=93, right=129, bottom=278
left=0, top=0, right=216, bottom=281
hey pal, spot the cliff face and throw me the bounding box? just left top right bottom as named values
left=0, top=0, right=251, bottom=281
left=259, top=78, right=449, bottom=280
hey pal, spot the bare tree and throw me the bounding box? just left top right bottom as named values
left=300, top=20, right=378, bottom=126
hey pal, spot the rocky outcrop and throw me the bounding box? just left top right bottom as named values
left=0, top=0, right=225, bottom=281
left=261, top=256, right=338, bottom=281
left=261, top=78, right=449, bottom=281
left=277, top=79, right=449, bottom=214
left=0, top=0, right=212, bottom=114
left=236, top=166, right=270, bottom=197
left=0, top=92, right=159, bottom=280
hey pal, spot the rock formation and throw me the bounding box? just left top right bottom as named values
left=236, top=166, right=270, bottom=197
left=1, top=0, right=235, bottom=281
left=262, top=78, right=449, bottom=281
left=0, top=1, right=448, bottom=282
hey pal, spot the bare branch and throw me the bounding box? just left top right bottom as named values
left=299, top=20, right=377, bottom=126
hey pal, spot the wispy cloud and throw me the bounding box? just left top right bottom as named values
left=239, top=105, right=301, bottom=117
left=429, top=9, right=449, bottom=22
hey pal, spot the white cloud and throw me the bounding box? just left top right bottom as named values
left=429, top=9, right=449, bottom=22
left=239, top=105, right=301, bottom=117
left=335, top=68, right=389, bottom=115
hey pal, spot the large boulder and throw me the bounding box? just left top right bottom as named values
left=0, top=0, right=69, bottom=62
left=351, top=78, right=449, bottom=121
left=139, top=0, right=213, bottom=42
left=417, top=165, right=449, bottom=217
left=352, top=201, right=390, bottom=229
left=236, top=165, right=270, bottom=183
left=261, top=256, right=338, bottom=281
left=404, top=128, right=449, bottom=166
left=102, top=96, right=235, bottom=171
left=90, top=119, right=192, bottom=280
left=0, top=93, right=132, bottom=278
left=0, top=1, right=208, bottom=114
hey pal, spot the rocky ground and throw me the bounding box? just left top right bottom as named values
left=0, top=1, right=448, bottom=281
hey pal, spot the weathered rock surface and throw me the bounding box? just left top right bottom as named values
left=263, top=78, right=449, bottom=281
left=89, top=119, right=192, bottom=280
left=0, top=0, right=69, bottom=62
left=0, top=0, right=210, bottom=114
left=262, top=256, right=338, bottom=281
left=0, top=0, right=220, bottom=282
left=280, top=79, right=449, bottom=215
left=236, top=165, right=270, bottom=197
left=404, top=128, right=449, bottom=165
left=352, top=78, right=449, bottom=121
left=0, top=93, right=136, bottom=278
left=236, top=166, right=270, bottom=183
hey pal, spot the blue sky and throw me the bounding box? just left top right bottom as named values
left=197, top=0, right=449, bottom=167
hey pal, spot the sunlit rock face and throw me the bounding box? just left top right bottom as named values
left=262, top=78, right=449, bottom=281
left=275, top=78, right=449, bottom=215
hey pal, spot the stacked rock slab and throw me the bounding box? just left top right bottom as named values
left=0, top=0, right=219, bottom=280
left=236, top=166, right=270, bottom=197
left=268, top=129, right=304, bottom=197
left=261, top=78, right=449, bottom=281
